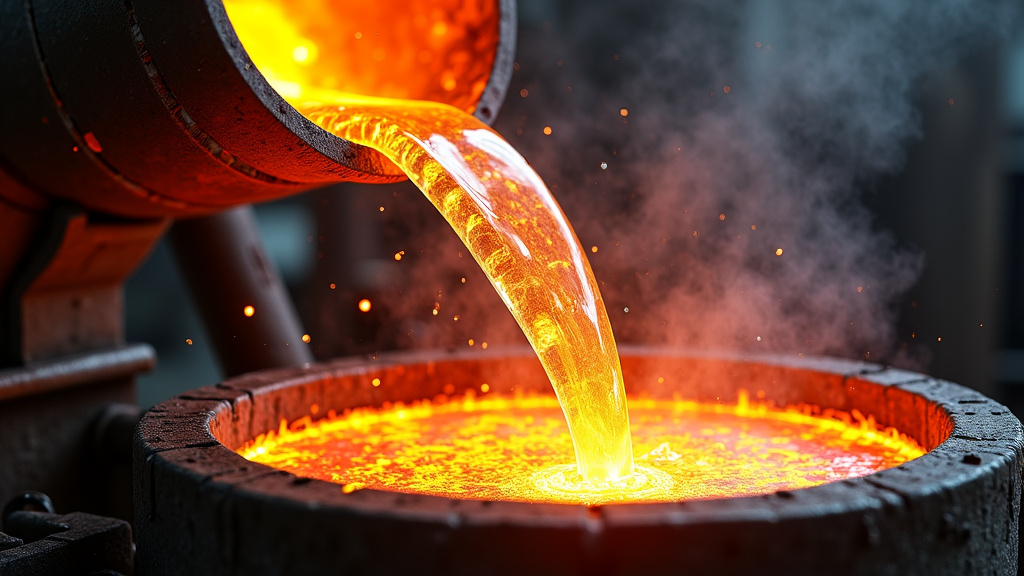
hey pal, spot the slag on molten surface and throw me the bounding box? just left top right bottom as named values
left=238, top=389, right=925, bottom=505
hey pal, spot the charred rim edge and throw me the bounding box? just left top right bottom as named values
left=137, top=346, right=1022, bottom=523
left=205, top=0, right=519, bottom=180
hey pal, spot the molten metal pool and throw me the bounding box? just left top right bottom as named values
left=237, top=389, right=923, bottom=505
left=134, top=348, right=1022, bottom=575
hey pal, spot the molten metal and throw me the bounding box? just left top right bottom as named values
left=226, top=0, right=633, bottom=481
left=238, top=389, right=924, bottom=505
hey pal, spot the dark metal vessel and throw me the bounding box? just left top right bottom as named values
left=135, top=347, right=1023, bottom=575
left=0, top=0, right=516, bottom=218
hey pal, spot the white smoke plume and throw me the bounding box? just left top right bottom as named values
left=357, top=0, right=1020, bottom=366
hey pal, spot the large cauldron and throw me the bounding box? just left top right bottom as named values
left=134, top=347, right=1023, bottom=575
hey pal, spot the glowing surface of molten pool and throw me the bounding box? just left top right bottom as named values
left=238, top=390, right=924, bottom=505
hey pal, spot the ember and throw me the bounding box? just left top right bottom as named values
left=238, top=389, right=924, bottom=505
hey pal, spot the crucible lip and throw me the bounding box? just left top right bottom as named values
left=0, top=0, right=516, bottom=218
left=205, top=0, right=519, bottom=182
left=134, top=347, right=1023, bottom=575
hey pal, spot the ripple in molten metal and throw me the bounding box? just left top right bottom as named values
left=238, top=390, right=925, bottom=505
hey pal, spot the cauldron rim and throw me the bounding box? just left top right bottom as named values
left=134, top=347, right=1023, bottom=575
left=137, top=346, right=1020, bottom=516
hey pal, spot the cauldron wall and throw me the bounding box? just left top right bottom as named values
left=134, top=348, right=1023, bottom=575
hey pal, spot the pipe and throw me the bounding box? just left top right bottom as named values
left=0, top=0, right=516, bottom=218
left=170, top=206, right=313, bottom=375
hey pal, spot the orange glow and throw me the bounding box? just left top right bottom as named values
left=543, top=126, right=553, bottom=135
left=301, top=334, right=312, bottom=343
left=775, top=248, right=784, bottom=256
left=295, top=98, right=635, bottom=481
left=239, top=390, right=925, bottom=505
left=226, top=1, right=632, bottom=482
left=358, top=298, right=372, bottom=313
left=243, top=305, right=255, bottom=317
left=221, top=0, right=499, bottom=114
left=185, top=338, right=193, bottom=346
left=619, top=108, right=629, bottom=117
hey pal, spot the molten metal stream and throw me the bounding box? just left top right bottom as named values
left=225, top=0, right=633, bottom=481
left=238, top=390, right=925, bottom=505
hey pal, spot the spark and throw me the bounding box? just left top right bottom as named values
left=83, top=132, right=103, bottom=153
left=243, top=305, right=255, bottom=317
left=358, top=299, right=372, bottom=313
left=301, top=334, right=311, bottom=343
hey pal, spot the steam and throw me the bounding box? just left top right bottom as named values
left=363, top=0, right=1020, bottom=365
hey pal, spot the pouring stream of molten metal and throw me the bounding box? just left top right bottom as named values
left=224, top=0, right=634, bottom=482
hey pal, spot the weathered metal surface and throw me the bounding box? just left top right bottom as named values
left=0, top=0, right=517, bottom=218
left=0, top=508, right=133, bottom=575
left=0, top=344, right=153, bottom=522
left=134, top=347, right=1024, bottom=575
left=1, top=207, right=167, bottom=365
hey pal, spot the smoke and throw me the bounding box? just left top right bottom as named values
left=360, top=0, right=1020, bottom=364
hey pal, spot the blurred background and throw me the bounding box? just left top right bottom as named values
left=128, top=0, right=1024, bottom=416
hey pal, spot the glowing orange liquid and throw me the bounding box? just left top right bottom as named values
left=239, top=391, right=925, bottom=505
left=220, top=0, right=499, bottom=113
left=225, top=1, right=634, bottom=481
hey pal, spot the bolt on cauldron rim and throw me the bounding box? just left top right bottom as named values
left=133, top=347, right=1023, bottom=576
